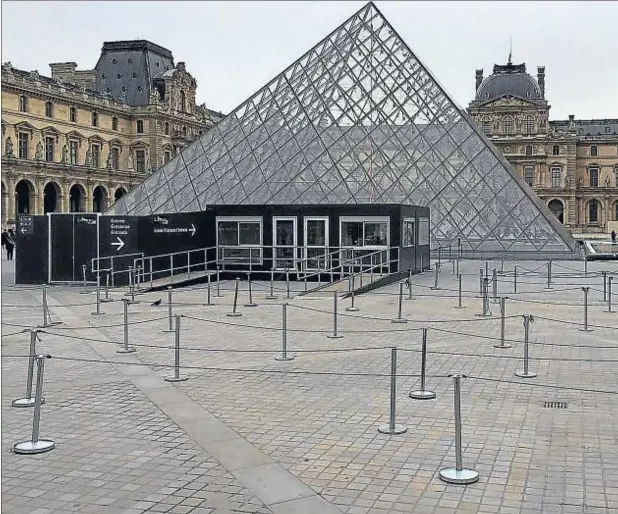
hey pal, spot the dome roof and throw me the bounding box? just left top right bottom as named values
left=476, top=62, right=542, bottom=102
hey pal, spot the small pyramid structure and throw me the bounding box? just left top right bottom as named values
left=108, top=2, right=576, bottom=256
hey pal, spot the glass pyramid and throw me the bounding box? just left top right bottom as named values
left=108, top=2, right=576, bottom=257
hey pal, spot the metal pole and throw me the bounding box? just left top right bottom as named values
left=438, top=374, right=479, bottom=484
left=378, top=348, right=407, bottom=435
left=546, top=259, right=552, bottom=289
left=479, top=268, right=484, bottom=297
left=494, top=297, right=511, bottom=348
left=392, top=282, right=407, bottom=323
left=607, top=276, right=613, bottom=313
left=117, top=299, right=136, bottom=353
left=454, top=274, right=464, bottom=309
left=515, top=315, right=536, bottom=378
left=13, top=354, right=55, bottom=455
left=101, top=272, right=112, bottom=303
left=12, top=330, right=45, bottom=407
left=584, top=257, right=588, bottom=277
left=513, top=265, right=517, bottom=293
left=130, top=267, right=136, bottom=303
left=602, top=271, right=607, bottom=302
left=275, top=303, right=294, bottom=361
left=456, top=256, right=460, bottom=277
left=42, top=284, right=48, bottom=326
left=266, top=269, right=277, bottom=299
left=346, top=286, right=359, bottom=312
left=579, top=287, right=593, bottom=332
left=82, top=264, right=87, bottom=289
left=452, top=258, right=455, bottom=276
left=410, top=328, right=436, bottom=399
left=205, top=272, right=213, bottom=306
left=164, top=286, right=174, bottom=332
left=244, top=272, right=257, bottom=307
left=165, top=315, right=188, bottom=382
left=327, top=291, right=343, bottom=339
left=491, top=269, right=498, bottom=303
left=431, top=262, right=440, bottom=290
left=227, top=278, right=242, bottom=317
left=128, top=265, right=133, bottom=297
left=405, top=268, right=415, bottom=301
left=91, top=275, right=103, bottom=315
left=286, top=269, right=291, bottom=299
left=215, top=266, right=223, bottom=297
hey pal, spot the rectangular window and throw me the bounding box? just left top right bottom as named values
left=69, top=140, right=78, bottom=165
left=45, top=137, right=54, bottom=162
left=552, top=145, right=560, bottom=156
left=524, top=166, right=534, bottom=186
left=525, top=145, right=533, bottom=156
left=590, top=168, right=599, bottom=187
left=19, top=96, right=27, bottom=113
left=590, top=145, right=598, bottom=157
left=216, top=217, right=262, bottom=265
left=304, top=217, right=329, bottom=270
left=551, top=167, right=561, bottom=188
left=91, top=144, right=100, bottom=168
left=340, top=217, right=389, bottom=247
left=111, top=147, right=120, bottom=170
left=615, top=166, right=618, bottom=187
left=135, top=149, right=146, bottom=172
left=164, top=151, right=171, bottom=163
left=402, top=218, right=415, bottom=247
left=18, top=132, right=28, bottom=159
left=418, top=217, right=430, bottom=246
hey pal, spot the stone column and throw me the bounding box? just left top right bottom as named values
left=36, top=181, right=45, bottom=215
left=85, top=187, right=93, bottom=213
left=7, top=178, right=15, bottom=223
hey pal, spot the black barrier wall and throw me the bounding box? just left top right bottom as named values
left=15, top=215, right=48, bottom=284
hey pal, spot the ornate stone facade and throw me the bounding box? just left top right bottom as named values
left=1, top=40, right=224, bottom=227
left=468, top=60, right=618, bottom=234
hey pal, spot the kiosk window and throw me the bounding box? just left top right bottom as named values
left=217, top=217, right=262, bottom=264
left=418, top=217, right=430, bottom=246
left=403, top=219, right=415, bottom=247
left=341, top=218, right=389, bottom=247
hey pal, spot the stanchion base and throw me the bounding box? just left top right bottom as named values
left=100, top=298, right=115, bottom=303
left=475, top=314, right=492, bottom=318
left=11, top=397, right=45, bottom=408
left=79, top=290, right=91, bottom=295
left=405, top=297, right=417, bottom=301
left=163, top=329, right=176, bottom=333
left=327, top=334, right=343, bottom=339
left=203, top=303, right=215, bottom=307
left=514, top=371, right=537, bottom=378
left=346, top=307, right=360, bottom=312
left=453, top=306, right=466, bottom=309
left=38, top=321, right=63, bottom=329
left=127, top=301, right=141, bottom=305
left=431, top=287, right=441, bottom=291
left=378, top=424, right=407, bottom=435
left=226, top=312, right=242, bottom=317
left=214, top=294, right=225, bottom=298
left=275, top=356, right=294, bottom=361
left=409, top=390, right=436, bottom=400
left=438, top=467, right=479, bottom=485
left=244, top=303, right=258, bottom=308
left=90, top=311, right=105, bottom=316
left=116, top=346, right=137, bottom=354
left=391, top=318, right=408, bottom=324
left=13, top=439, right=55, bottom=455
left=493, top=343, right=512, bottom=349
left=165, top=376, right=188, bottom=383
left=578, top=327, right=594, bottom=332
left=605, top=309, right=614, bottom=314
left=265, top=296, right=278, bottom=300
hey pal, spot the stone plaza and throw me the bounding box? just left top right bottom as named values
left=2, top=257, right=618, bottom=514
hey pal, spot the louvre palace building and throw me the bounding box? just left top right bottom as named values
left=467, top=58, right=618, bottom=234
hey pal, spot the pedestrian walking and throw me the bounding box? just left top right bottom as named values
left=5, top=229, right=15, bottom=261
left=1, top=229, right=7, bottom=253
left=612, top=230, right=616, bottom=244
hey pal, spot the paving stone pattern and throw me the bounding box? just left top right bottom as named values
left=2, top=258, right=618, bottom=513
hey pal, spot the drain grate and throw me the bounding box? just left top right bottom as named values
left=543, top=401, right=568, bottom=409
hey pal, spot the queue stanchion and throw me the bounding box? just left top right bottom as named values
left=494, top=297, right=511, bottom=348
left=165, top=315, right=188, bottom=382
left=409, top=328, right=436, bottom=400
left=227, top=278, right=242, bottom=317
left=392, top=282, right=408, bottom=324
left=265, top=269, right=278, bottom=300
left=327, top=292, right=343, bottom=339
left=275, top=303, right=294, bottom=361
left=244, top=272, right=257, bottom=308
left=12, top=330, right=45, bottom=408
left=579, top=287, right=593, bottom=332
left=515, top=315, right=536, bottom=378
left=378, top=348, right=407, bottom=435
left=117, top=299, right=136, bottom=353
left=163, top=286, right=175, bottom=332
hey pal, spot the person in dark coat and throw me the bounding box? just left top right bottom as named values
left=5, top=229, right=15, bottom=261
left=612, top=230, right=617, bottom=244
left=1, top=229, right=7, bottom=250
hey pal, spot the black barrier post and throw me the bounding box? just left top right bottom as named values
left=405, top=269, right=415, bottom=301
left=479, top=268, right=484, bottom=297
left=431, top=262, right=440, bottom=290
left=513, top=265, right=518, bottom=294
left=491, top=269, right=498, bottom=304
left=275, top=303, right=294, bottom=361
left=12, top=330, right=45, bottom=408
left=545, top=259, right=553, bottom=290
left=409, top=328, right=436, bottom=400
left=601, top=271, right=607, bottom=303
left=438, top=374, right=479, bottom=485
left=165, top=315, right=188, bottom=382
left=266, top=269, right=278, bottom=300
left=453, top=274, right=465, bottom=309
left=244, top=272, right=257, bottom=307
left=227, top=278, right=242, bottom=317
left=378, top=348, right=407, bottom=435
left=13, top=355, right=55, bottom=455
left=117, top=299, right=136, bottom=353
left=80, top=264, right=89, bottom=294
left=42, top=285, right=49, bottom=327
left=579, top=287, right=593, bottom=332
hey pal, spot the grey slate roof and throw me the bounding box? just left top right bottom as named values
left=476, top=62, right=542, bottom=103
left=550, top=119, right=618, bottom=136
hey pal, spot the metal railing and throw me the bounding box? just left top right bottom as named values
left=91, top=252, right=145, bottom=286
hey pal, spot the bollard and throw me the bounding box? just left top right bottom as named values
left=101, top=272, right=114, bottom=303
left=601, top=271, right=608, bottom=303
left=275, top=303, right=294, bottom=361
left=454, top=274, right=465, bottom=309
left=128, top=267, right=138, bottom=304
left=215, top=266, right=224, bottom=297
left=606, top=276, right=614, bottom=313
left=479, top=268, right=484, bottom=297
left=392, top=282, right=408, bottom=324
left=491, top=269, right=498, bottom=304
left=513, top=265, right=518, bottom=294
left=265, top=269, right=278, bottom=300
left=579, top=287, right=593, bottom=332
left=165, top=315, right=188, bottom=382
left=227, top=278, right=242, bottom=317
left=405, top=269, right=415, bottom=301
left=163, top=286, right=175, bottom=332
left=12, top=330, right=45, bottom=408
left=494, top=297, right=511, bottom=348
left=117, top=299, right=136, bottom=353
left=244, top=272, right=257, bottom=307
left=128, top=265, right=134, bottom=297
left=378, top=348, right=407, bottom=435
left=476, top=278, right=491, bottom=317
left=327, top=291, right=344, bottom=339
left=409, top=328, right=436, bottom=400
left=346, top=287, right=360, bottom=312
left=438, top=374, right=479, bottom=484
left=205, top=272, right=214, bottom=307
left=91, top=275, right=104, bottom=315
left=515, top=315, right=536, bottom=378
left=545, top=259, right=552, bottom=289
left=13, top=354, right=55, bottom=455
left=431, top=262, right=441, bottom=290
left=286, top=269, right=291, bottom=299
left=80, top=263, right=89, bottom=294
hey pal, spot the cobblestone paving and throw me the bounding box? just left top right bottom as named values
left=2, top=259, right=618, bottom=513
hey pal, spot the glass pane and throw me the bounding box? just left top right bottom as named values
left=418, top=217, right=430, bottom=245
left=306, top=248, right=328, bottom=269
left=275, top=220, right=295, bottom=246
left=364, top=222, right=388, bottom=246
left=275, top=248, right=295, bottom=269
left=306, top=220, right=326, bottom=246
left=239, top=222, right=261, bottom=245
left=403, top=219, right=415, bottom=247
left=218, top=222, right=238, bottom=245
left=341, top=221, right=363, bottom=246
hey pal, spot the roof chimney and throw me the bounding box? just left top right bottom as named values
left=568, top=114, right=575, bottom=122
left=475, top=69, right=483, bottom=92
left=537, top=66, right=545, bottom=98
left=49, top=62, right=77, bottom=84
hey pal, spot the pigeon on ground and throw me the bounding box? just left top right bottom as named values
left=151, top=299, right=162, bottom=307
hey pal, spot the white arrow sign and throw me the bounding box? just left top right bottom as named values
left=20, top=227, right=27, bottom=234
left=190, top=224, right=196, bottom=237
left=111, top=237, right=125, bottom=252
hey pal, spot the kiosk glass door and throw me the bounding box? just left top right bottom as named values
left=273, top=217, right=297, bottom=270
left=304, top=217, right=329, bottom=271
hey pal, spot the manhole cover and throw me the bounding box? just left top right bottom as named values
left=543, top=401, right=568, bottom=409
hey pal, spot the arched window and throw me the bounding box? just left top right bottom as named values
left=548, top=199, right=564, bottom=224
left=481, top=117, right=492, bottom=135
left=502, top=116, right=514, bottom=135
left=588, top=199, right=600, bottom=223
left=18, top=95, right=28, bottom=112
left=136, top=120, right=144, bottom=134
left=552, top=145, right=560, bottom=156
left=70, top=106, right=77, bottom=123
left=523, top=115, right=535, bottom=134
left=590, top=145, right=598, bottom=157
left=164, top=122, right=169, bottom=135
left=182, top=126, right=187, bottom=137
left=180, top=91, right=186, bottom=112
left=45, top=101, right=54, bottom=118
left=91, top=111, right=98, bottom=127
left=112, top=117, right=118, bottom=131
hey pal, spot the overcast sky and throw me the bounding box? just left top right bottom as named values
left=2, top=1, right=617, bottom=120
